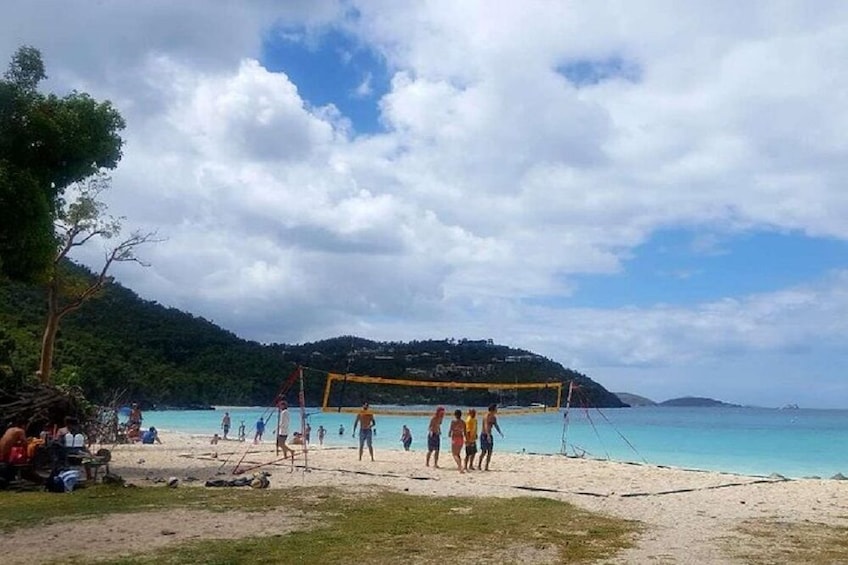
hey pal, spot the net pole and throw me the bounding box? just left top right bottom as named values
left=275, top=402, right=281, bottom=457
left=560, top=381, right=575, bottom=455
left=299, top=366, right=308, bottom=472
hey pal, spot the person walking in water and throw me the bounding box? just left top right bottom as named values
left=464, top=408, right=478, bottom=470
left=426, top=406, right=445, bottom=468
left=400, top=425, right=413, bottom=451
left=478, top=404, right=504, bottom=471
left=449, top=409, right=467, bottom=473
left=352, top=402, right=376, bottom=461
left=254, top=417, right=265, bottom=443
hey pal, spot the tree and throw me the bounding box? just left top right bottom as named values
left=0, top=45, right=125, bottom=283
left=38, top=173, right=160, bottom=384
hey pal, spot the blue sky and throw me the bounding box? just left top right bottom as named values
left=570, top=229, right=848, bottom=309
left=260, top=25, right=389, bottom=133
left=3, top=2, right=848, bottom=408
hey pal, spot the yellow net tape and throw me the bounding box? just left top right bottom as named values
left=321, top=372, right=562, bottom=416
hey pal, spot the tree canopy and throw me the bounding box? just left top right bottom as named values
left=0, top=45, right=125, bottom=282
left=0, top=265, right=624, bottom=409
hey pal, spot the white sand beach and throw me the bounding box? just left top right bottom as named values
left=7, top=431, right=848, bottom=564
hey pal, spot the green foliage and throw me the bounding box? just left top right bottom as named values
left=0, top=261, right=623, bottom=408
left=0, top=45, right=125, bottom=282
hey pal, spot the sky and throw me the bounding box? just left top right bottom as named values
left=3, top=1, right=848, bottom=408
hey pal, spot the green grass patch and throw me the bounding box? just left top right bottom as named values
left=2, top=485, right=641, bottom=564
left=726, top=519, right=848, bottom=564
left=0, top=484, right=310, bottom=532
left=113, top=490, right=641, bottom=564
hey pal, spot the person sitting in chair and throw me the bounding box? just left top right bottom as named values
left=0, top=419, right=27, bottom=464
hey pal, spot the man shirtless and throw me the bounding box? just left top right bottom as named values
left=352, top=402, right=376, bottom=461
left=477, top=404, right=504, bottom=471
left=426, top=406, right=445, bottom=467
left=0, top=420, right=27, bottom=463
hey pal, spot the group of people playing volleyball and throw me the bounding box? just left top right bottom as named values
left=351, top=402, right=504, bottom=472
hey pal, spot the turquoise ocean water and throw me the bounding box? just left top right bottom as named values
left=142, top=406, right=848, bottom=479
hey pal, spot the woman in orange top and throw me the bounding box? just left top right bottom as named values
left=448, top=409, right=467, bottom=474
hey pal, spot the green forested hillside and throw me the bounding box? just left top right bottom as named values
left=0, top=263, right=624, bottom=408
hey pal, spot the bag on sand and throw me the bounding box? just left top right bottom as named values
left=46, top=468, right=80, bottom=493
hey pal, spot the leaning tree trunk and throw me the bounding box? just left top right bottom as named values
left=38, top=284, right=61, bottom=384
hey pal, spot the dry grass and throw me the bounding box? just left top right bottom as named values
left=724, top=518, right=848, bottom=564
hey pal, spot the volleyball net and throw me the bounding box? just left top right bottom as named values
left=321, top=372, right=563, bottom=416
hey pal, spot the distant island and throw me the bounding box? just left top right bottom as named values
left=614, top=392, right=656, bottom=407
left=615, top=393, right=740, bottom=408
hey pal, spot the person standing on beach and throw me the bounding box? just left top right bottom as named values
left=352, top=402, right=376, bottom=461
left=254, top=417, right=265, bottom=443
left=277, top=400, right=295, bottom=460
left=426, top=406, right=445, bottom=467
left=464, top=408, right=478, bottom=470
left=317, top=425, right=326, bottom=446
left=221, top=412, right=231, bottom=440
left=449, top=409, right=467, bottom=473
left=238, top=420, right=246, bottom=442
left=400, top=425, right=412, bottom=451
left=129, top=403, right=143, bottom=427
left=305, top=423, right=312, bottom=445
left=478, top=404, right=504, bottom=471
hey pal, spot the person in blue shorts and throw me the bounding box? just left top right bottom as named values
left=477, top=404, right=503, bottom=471
left=426, top=406, right=445, bottom=468
left=254, top=417, right=265, bottom=444
left=352, top=402, right=376, bottom=461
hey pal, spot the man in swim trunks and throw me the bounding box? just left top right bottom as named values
left=352, top=402, right=376, bottom=461
left=221, top=412, right=231, bottom=440
left=426, top=406, right=445, bottom=468
left=463, top=408, right=478, bottom=470
left=477, top=404, right=504, bottom=471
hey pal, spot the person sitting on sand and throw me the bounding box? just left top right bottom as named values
left=127, top=423, right=142, bottom=443
left=426, top=406, right=445, bottom=468
left=141, top=426, right=162, bottom=444
left=449, top=409, right=467, bottom=473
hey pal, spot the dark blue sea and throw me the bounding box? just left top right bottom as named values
left=143, top=405, right=848, bottom=479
